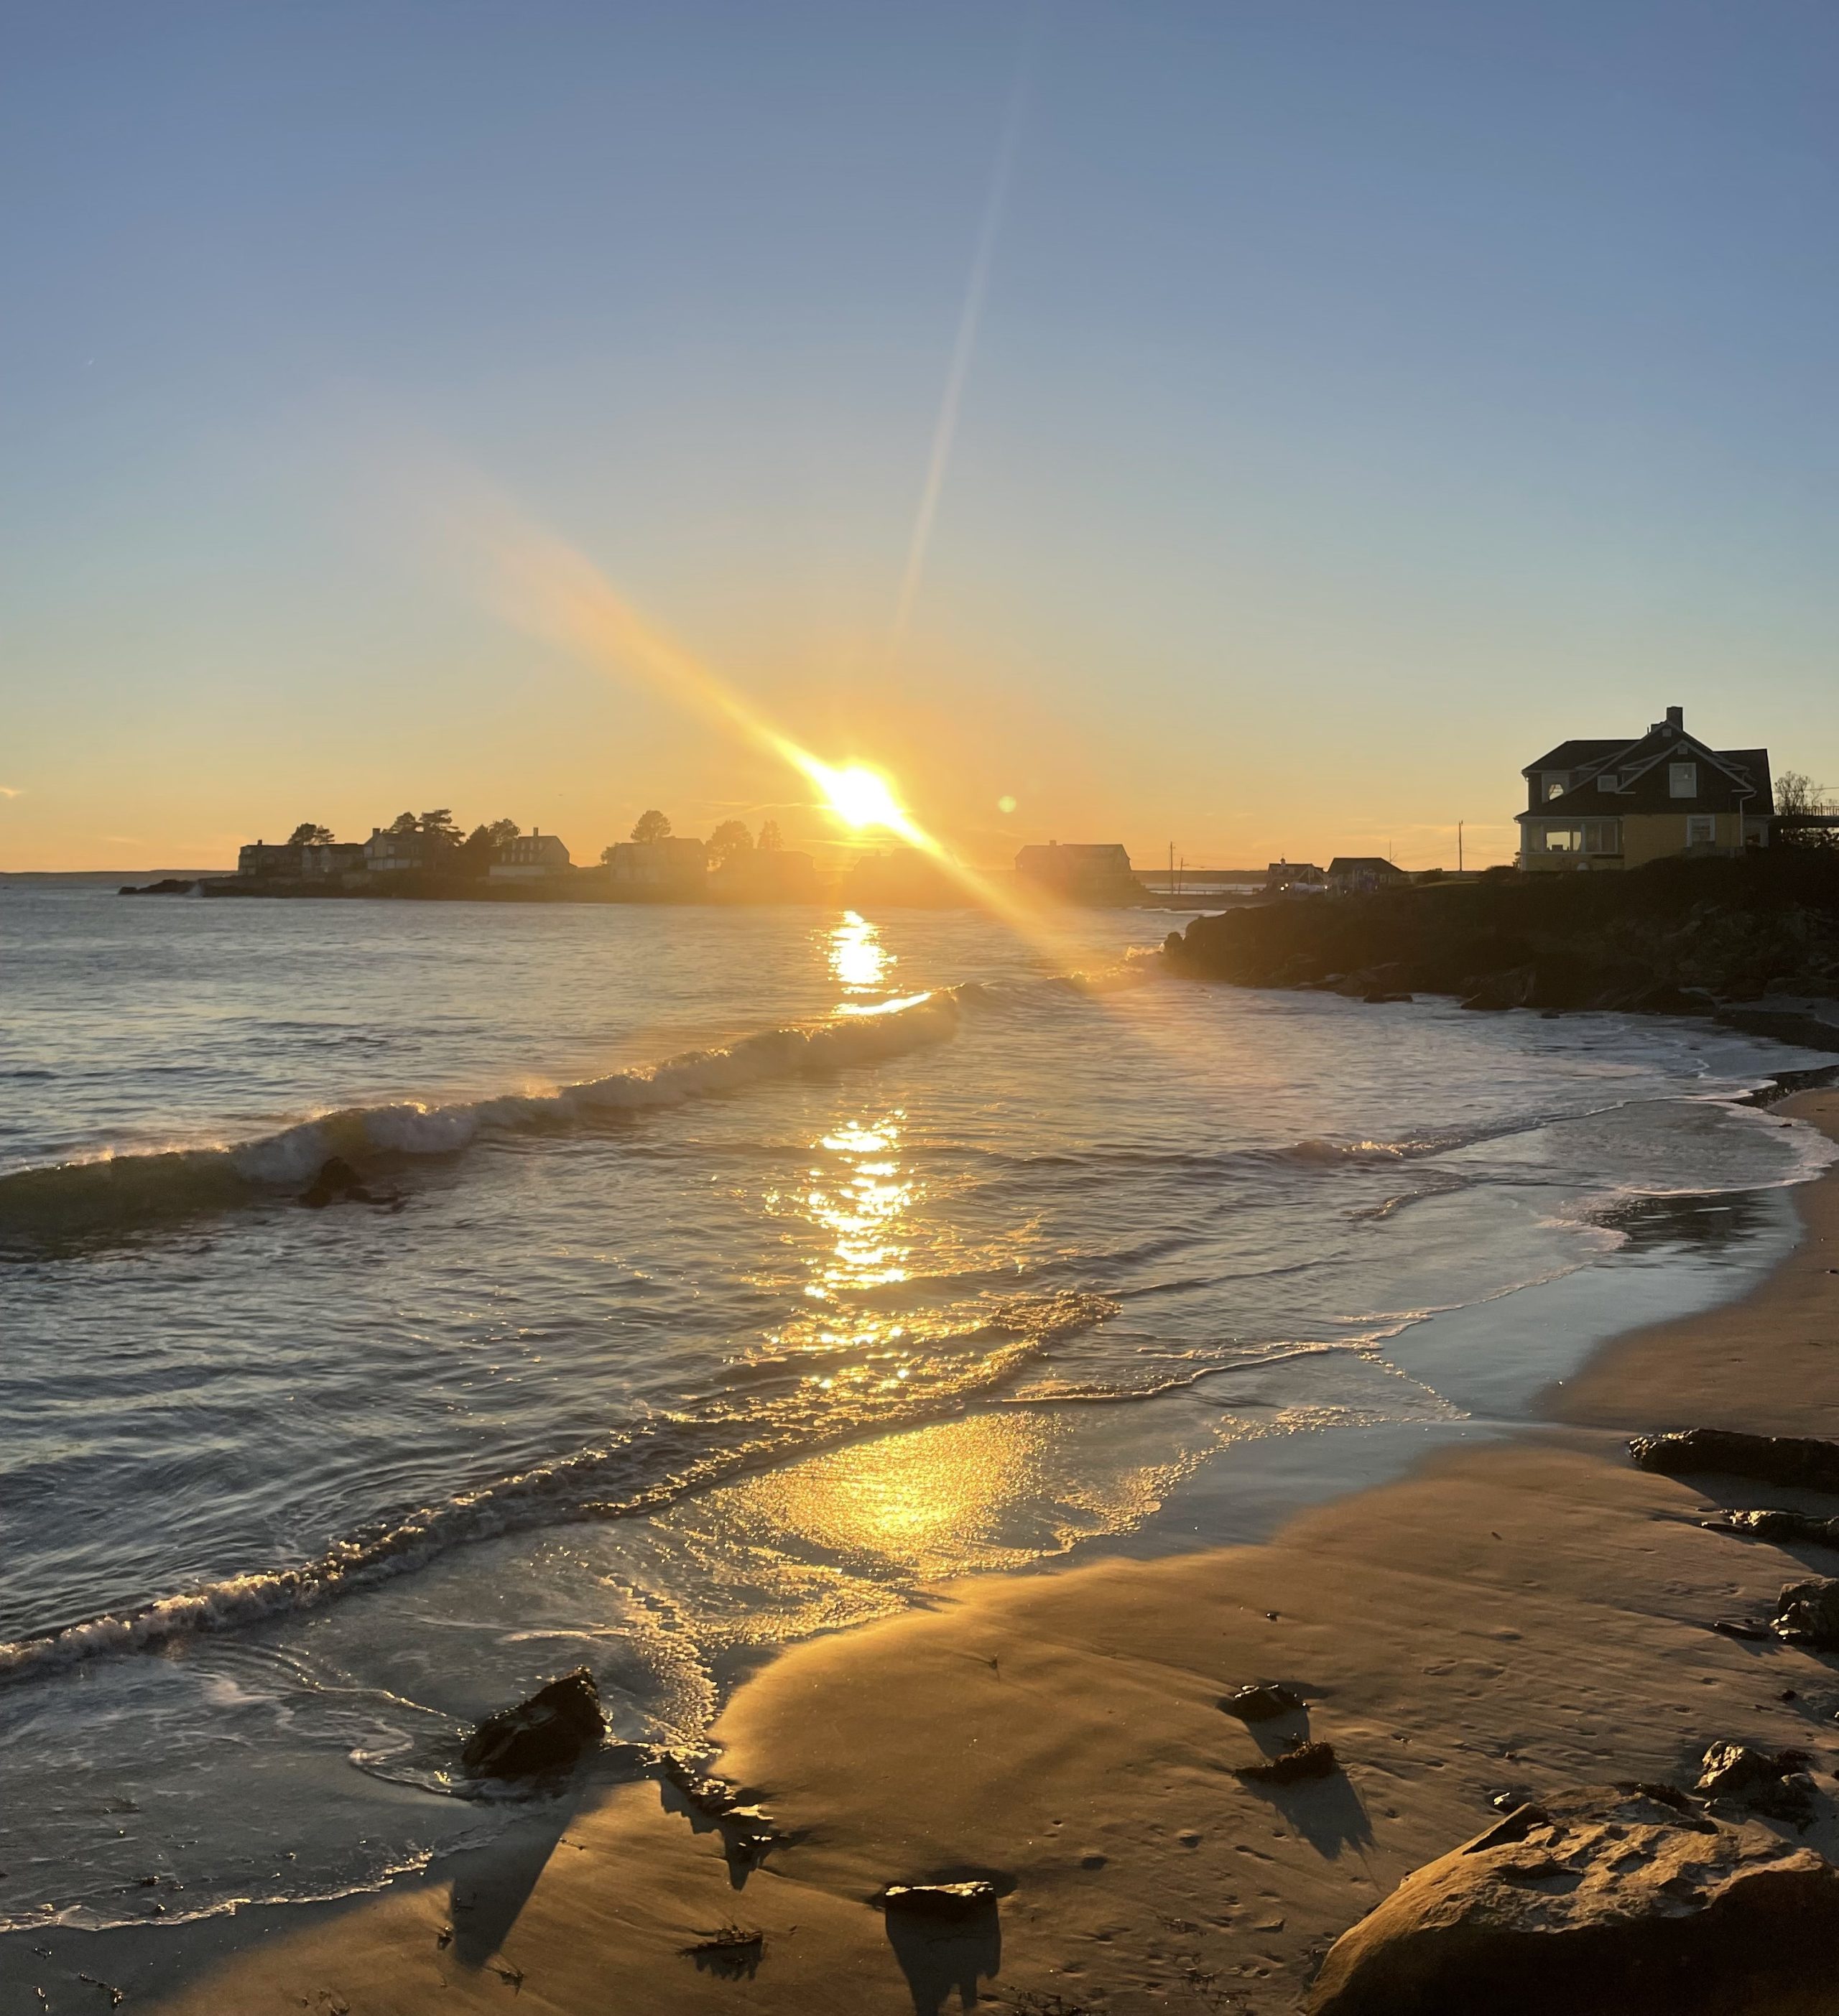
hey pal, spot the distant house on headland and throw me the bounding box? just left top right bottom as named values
left=489, top=831, right=570, bottom=879
left=237, top=840, right=302, bottom=878
left=1517, top=707, right=1771, bottom=872
left=363, top=827, right=455, bottom=874
left=1327, top=857, right=1408, bottom=896
left=300, top=842, right=364, bottom=878
left=1014, top=842, right=1139, bottom=904
left=603, top=837, right=708, bottom=890
left=1266, top=860, right=1326, bottom=893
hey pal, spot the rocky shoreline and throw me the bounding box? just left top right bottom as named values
left=1164, top=855, right=1839, bottom=1045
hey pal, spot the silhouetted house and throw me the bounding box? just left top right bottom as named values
left=489, top=831, right=571, bottom=879
left=1266, top=860, right=1326, bottom=893
left=603, top=837, right=708, bottom=891
left=710, top=850, right=820, bottom=903
left=300, top=842, right=365, bottom=878
left=1014, top=842, right=1138, bottom=904
left=237, top=840, right=298, bottom=878
left=363, top=827, right=456, bottom=873
left=1327, top=857, right=1408, bottom=896
left=237, top=840, right=302, bottom=878
left=1516, top=706, right=1772, bottom=873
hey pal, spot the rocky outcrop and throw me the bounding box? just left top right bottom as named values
left=1631, top=1429, right=1839, bottom=1494
left=1695, top=1742, right=1816, bottom=1824
left=1704, top=1508, right=1839, bottom=1548
left=460, top=1668, right=607, bottom=1780
left=1774, top=1576, right=1839, bottom=1649
left=1164, top=854, right=1839, bottom=1026
left=1307, top=1785, right=1839, bottom=2015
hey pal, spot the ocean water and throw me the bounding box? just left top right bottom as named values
left=1, top=881, right=1835, bottom=1943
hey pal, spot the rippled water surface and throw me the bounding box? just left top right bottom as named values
left=1, top=881, right=1833, bottom=1936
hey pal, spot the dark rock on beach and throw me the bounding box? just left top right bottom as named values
left=1695, top=1742, right=1816, bottom=1823
left=1238, top=1739, right=1338, bottom=1785
left=1630, top=1428, right=1839, bottom=1495
left=876, top=1881, right=999, bottom=1918
left=460, top=1668, right=607, bottom=1780
left=1705, top=1508, right=1839, bottom=1548
left=1307, top=1785, right=1839, bottom=2016
left=1773, top=1576, right=1839, bottom=1649
left=1220, top=1681, right=1307, bottom=1722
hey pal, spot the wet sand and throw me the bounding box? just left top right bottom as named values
left=21, top=1092, right=1839, bottom=2016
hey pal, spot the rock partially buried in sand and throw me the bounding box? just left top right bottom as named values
left=877, top=1882, right=999, bottom=1918
left=1630, top=1428, right=1839, bottom=1494
left=1773, top=1576, right=1839, bottom=1649
left=1695, top=1742, right=1816, bottom=1823
left=1220, top=1681, right=1307, bottom=1722
left=460, top=1668, right=607, bottom=1780
left=1705, top=1508, right=1839, bottom=1548
left=1306, top=1786, right=1839, bottom=2016
left=1238, top=1739, right=1338, bottom=1785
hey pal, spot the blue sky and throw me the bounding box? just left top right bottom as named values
left=2, top=1, right=1835, bottom=868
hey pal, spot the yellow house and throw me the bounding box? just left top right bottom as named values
left=1517, top=707, right=1772, bottom=873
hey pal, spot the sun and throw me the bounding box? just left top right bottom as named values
left=810, top=761, right=917, bottom=839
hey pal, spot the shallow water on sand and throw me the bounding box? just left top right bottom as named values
left=1, top=883, right=1833, bottom=1941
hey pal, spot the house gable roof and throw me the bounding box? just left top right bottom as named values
left=1522, top=740, right=1629, bottom=777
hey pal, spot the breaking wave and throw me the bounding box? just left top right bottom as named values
left=0, top=990, right=967, bottom=1245
left=0, top=1288, right=1118, bottom=1682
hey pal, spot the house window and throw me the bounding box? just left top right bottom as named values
left=1544, top=776, right=1567, bottom=801
left=1542, top=826, right=1584, bottom=852
left=1583, top=819, right=1621, bottom=854
left=1595, top=773, right=1618, bottom=791
left=1687, top=815, right=1715, bottom=847
left=1669, top=762, right=1697, bottom=798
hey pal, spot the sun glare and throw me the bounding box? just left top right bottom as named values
left=810, top=761, right=914, bottom=837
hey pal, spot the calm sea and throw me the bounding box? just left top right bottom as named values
left=1, top=881, right=1833, bottom=1935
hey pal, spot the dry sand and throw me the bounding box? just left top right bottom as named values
left=48, top=1093, right=1839, bottom=2015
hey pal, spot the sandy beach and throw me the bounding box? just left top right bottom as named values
left=17, top=1090, right=1839, bottom=2016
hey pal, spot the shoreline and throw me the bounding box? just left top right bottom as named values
left=9, top=1092, right=1839, bottom=2011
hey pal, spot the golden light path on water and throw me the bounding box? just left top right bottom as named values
left=459, top=505, right=1252, bottom=1589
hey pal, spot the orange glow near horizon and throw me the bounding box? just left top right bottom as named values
left=461, top=488, right=1121, bottom=960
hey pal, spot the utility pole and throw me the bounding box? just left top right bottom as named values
left=1168, top=840, right=1174, bottom=895
left=1458, top=821, right=1464, bottom=874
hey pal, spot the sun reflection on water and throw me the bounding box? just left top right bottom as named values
left=828, top=911, right=893, bottom=998
left=805, top=1113, right=914, bottom=1305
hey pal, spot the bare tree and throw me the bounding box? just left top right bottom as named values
left=1776, top=771, right=1838, bottom=849
left=1776, top=771, right=1832, bottom=816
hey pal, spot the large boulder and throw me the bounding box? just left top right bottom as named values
left=1307, top=1786, right=1839, bottom=2016
left=460, top=1667, right=607, bottom=1780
